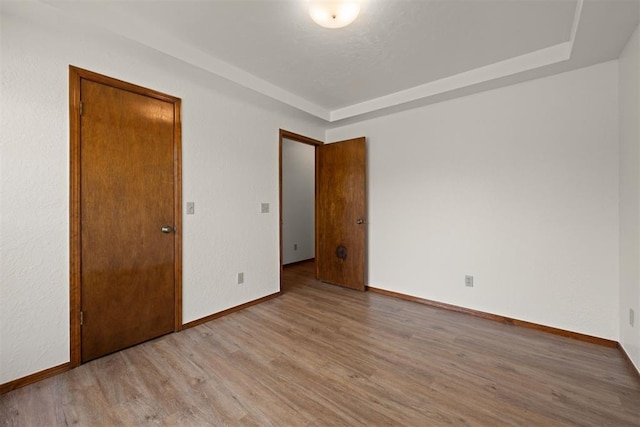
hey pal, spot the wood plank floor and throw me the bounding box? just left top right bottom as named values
left=2, top=260, right=639, bottom=426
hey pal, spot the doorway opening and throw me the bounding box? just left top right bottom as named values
left=278, top=130, right=368, bottom=292
left=278, top=130, right=323, bottom=291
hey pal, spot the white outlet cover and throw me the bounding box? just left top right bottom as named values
left=465, top=275, right=474, bottom=287
left=261, top=203, right=269, bottom=213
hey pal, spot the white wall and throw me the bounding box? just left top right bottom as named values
left=327, top=61, right=620, bottom=340
left=619, top=23, right=640, bottom=371
left=0, top=3, right=325, bottom=384
left=282, top=139, right=315, bottom=264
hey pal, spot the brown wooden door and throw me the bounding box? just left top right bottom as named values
left=316, top=137, right=367, bottom=291
left=79, top=78, right=177, bottom=362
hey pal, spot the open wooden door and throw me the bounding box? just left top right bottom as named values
left=316, top=137, right=367, bottom=291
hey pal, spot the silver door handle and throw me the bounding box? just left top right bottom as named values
left=161, top=226, right=173, bottom=233
left=356, top=219, right=366, bottom=225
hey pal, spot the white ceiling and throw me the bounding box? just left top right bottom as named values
left=40, top=0, right=640, bottom=122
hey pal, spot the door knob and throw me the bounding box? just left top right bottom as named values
left=356, top=219, right=366, bottom=225
left=161, top=226, right=173, bottom=233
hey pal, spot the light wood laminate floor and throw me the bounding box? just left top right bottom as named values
left=2, top=261, right=639, bottom=426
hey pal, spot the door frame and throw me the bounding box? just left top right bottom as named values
left=69, top=66, right=183, bottom=367
left=278, top=129, right=323, bottom=290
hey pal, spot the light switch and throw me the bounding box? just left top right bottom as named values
left=186, top=202, right=195, bottom=215
left=261, top=203, right=269, bottom=213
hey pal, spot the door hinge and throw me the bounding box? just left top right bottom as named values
left=79, top=101, right=83, bottom=116
left=80, top=311, right=84, bottom=326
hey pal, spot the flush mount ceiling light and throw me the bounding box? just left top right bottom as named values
left=309, top=0, right=360, bottom=29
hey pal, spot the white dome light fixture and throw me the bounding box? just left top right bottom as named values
left=309, top=1, right=361, bottom=29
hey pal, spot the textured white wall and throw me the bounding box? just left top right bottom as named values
left=282, top=139, right=315, bottom=264
left=619, top=23, right=640, bottom=371
left=327, top=62, right=620, bottom=340
left=0, top=4, right=324, bottom=383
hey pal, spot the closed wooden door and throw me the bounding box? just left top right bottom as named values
left=316, top=137, right=367, bottom=291
left=77, top=73, right=180, bottom=362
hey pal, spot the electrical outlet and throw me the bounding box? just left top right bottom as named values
left=294, top=243, right=298, bottom=251
left=631, top=308, right=635, bottom=327
left=186, top=202, right=195, bottom=215
left=261, top=203, right=269, bottom=213
left=237, top=273, right=244, bottom=285
left=465, top=275, right=474, bottom=287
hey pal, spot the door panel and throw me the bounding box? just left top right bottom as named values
left=316, top=137, right=367, bottom=291
left=80, top=79, right=176, bottom=362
